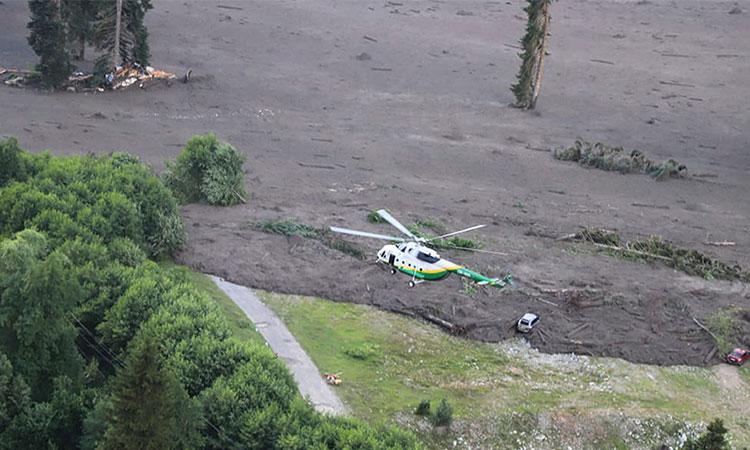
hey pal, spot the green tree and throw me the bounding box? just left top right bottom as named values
left=0, top=231, right=82, bottom=399
left=432, top=398, right=453, bottom=427
left=102, top=334, right=198, bottom=450
left=163, top=133, right=247, bottom=206
left=0, top=138, right=27, bottom=187
left=510, top=0, right=553, bottom=109
left=27, top=0, right=72, bottom=88
left=682, top=418, right=731, bottom=450
left=94, top=0, right=153, bottom=70
left=62, top=0, right=99, bottom=60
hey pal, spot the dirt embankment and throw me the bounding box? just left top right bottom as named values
left=2, top=0, right=748, bottom=366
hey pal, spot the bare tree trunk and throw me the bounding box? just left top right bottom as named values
left=529, top=1, right=550, bottom=109
left=113, top=0, right=123, bottom=67
left=78, top=37, right=85, bottom=60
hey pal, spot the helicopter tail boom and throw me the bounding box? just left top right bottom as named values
left=453, top=267, right=512, bottom=289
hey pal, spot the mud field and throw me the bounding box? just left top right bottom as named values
left=2, top=0, right=749, bottom=366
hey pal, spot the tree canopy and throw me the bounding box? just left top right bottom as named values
left=0, top=138, right=422, bottom=449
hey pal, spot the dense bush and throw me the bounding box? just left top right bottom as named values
left=163, top=133, right=247, bottom=206
left=415, top=399, right=431, bottom=416
left=0, top=141, right=186, bottom=257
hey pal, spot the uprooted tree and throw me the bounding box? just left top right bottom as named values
left=511, top=0, right=553, bottom=109
left=163, top=133, right=248, bottom=206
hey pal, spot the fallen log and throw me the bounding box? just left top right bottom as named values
left=703, top=345, right=718, bottom=364
left=418, top=311, right=464, bottom=335
left=704, top=241, right=735, bottom=247
left=567, top=323, right=589, bottom=337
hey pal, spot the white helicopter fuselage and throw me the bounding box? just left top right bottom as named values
left=376, top=242, right=460, bottom=281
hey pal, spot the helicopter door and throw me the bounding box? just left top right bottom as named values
left=388, top=254, right=395, bottom=265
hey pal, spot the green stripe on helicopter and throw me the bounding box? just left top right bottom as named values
left=396, top=265, right=510, bottom=288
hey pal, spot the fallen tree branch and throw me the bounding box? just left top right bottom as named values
left=692, top=317, right=719, bottom=343
left=590, top=242, right=672, bottom=261
left=704, top=241, right=735, bottom=247
left=0, top=68, right=34, bottom=75
left=232, top=188, right=247, bottom=204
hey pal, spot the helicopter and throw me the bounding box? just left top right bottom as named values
left=331, top=209, right=513, bottom=289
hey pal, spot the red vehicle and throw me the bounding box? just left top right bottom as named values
left=726, top=348, right=750, bottom=366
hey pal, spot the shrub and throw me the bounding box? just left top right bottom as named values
left=343, top=343, right=381, bottom=361
left=415, top=399, right=430, bottom=416
left=163, top=133, right=247, bottom=206
left=432, top=399, right=453, bottom=427
left=0, top=137, right=27, bottom=186
left=554, top=139, right=687, bottom=180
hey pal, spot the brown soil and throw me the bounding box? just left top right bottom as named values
left=2, top=0, right=748, bottom=366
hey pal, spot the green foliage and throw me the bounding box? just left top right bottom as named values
left=0, top=231, right=82, bottom=399
left=61, top=0, right=99, bottom=60
left=574, top=228, right=750, bottom=282
left=681, top=418, right=730, bottom=450
left=0, top=138, right=27, bottom=187
left=0, top=139, right=421, bottom=449
left=103, top=334, right=200, bottom=450
left=554, top=139, right=687, bottom=180
left=343, top=343, right=381, bottom=361
left=705, top=308, right=744, bottom=356
left=432, top=398, right=454, bottom=427
left=511, top=0, right=552, bottom=109
left=27, top=0, right=72, bottom=88
left=256, top=220, right=367, bottom=260
left=366, top=209, right=401, bottom=225
left=93, top=0, right=153, bottom=69
left=163, top=133, right=247, bottom=206
left=415, top=399, right=430, bottom=416
left=257, top=219, right=319, bottom=238
left=0, top=140, right=186, bottom=257
left=407, top=222, right=483, bottom=251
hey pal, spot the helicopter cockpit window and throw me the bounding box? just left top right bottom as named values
left=416, top=251, right=439, bottom=263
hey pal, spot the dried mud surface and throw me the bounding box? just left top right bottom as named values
left=2, top=0, right=749, bottom=366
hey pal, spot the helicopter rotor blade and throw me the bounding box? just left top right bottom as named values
left=429, top=224, right=487, bottom=241
left=376, top=209, right=418, bottom=240
left=330, top=227, right=405, bottom=242
left=438, top=244, right=508, bottom=256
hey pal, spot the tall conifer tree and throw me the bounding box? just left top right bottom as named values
left=102, top=335, right=191, bottom=450
left=27, top=0, right=71, bottom=87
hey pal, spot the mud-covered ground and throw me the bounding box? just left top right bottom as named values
left=2, top=0, right=748, bottom=366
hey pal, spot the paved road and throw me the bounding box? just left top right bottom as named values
left=208, top=275, right=347, bottom=416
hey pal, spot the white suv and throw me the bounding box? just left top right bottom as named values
left=517, top=313, right=540, bottom=333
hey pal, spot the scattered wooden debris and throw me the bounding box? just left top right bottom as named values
left=590, top=59, right=615, bottom=65
left=567, top=323, right=589, bottom=337
left=217, top=4, right=243, bottom=10
left=659, top=80, right=695, bottom=88
left=632, top=202, right=670, bottom=209
left=297, top=162, right=336, bottom=169
left=703, top=346, right=718, bottom=364
left=363, top=35, right=378, bottom=42
left=704, top=241, right=735, bottom=247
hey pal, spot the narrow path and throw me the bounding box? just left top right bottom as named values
left=208, top=275, right=347, bottom=416
left=713, top=363, right=747, bottom=391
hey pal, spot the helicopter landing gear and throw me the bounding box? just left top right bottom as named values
left=408, top=280, right=415, bottom=288
left=390, top=268, right=397, bottom=275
